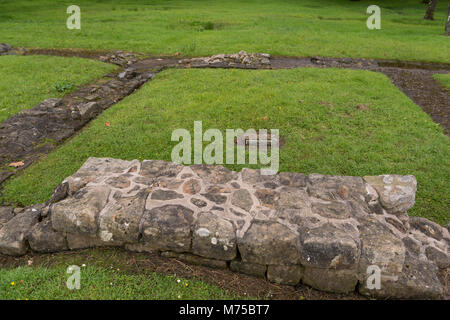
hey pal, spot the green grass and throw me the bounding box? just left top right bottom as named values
left=0, top=55, right=117, bottom=122
left=0, top=265, right=240, bottom=300
left=433, top=73, right=450, bottom=90
left=1, top=68, right=448, bottom=224
left=1, top=0, right=449, bottom=62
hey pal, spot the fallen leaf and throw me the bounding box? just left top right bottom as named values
left=9, top=161, right=24, bottom=168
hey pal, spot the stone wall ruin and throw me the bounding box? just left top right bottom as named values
left=0, top=157, right=448, bottom=299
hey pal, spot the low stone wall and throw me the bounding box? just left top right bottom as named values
left=0, top=157, right=449, bottom=299
left=179, top=51, right=271, bottom=69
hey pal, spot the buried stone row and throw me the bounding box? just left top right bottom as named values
left=0, top=157, right=449, bottom=299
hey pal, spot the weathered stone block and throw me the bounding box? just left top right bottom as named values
left=238, top=220, right=300, bottom=265
left=140, top=205, right=194, bottom=252
left=230, top=260, right=267, bottom=278
left=0, top=208, right=40, bottom=255
left=300, top=223, right=360, bottom=269
left=303, top=267, right=358, bottom=293
left=0, top=207, right=14, bottom=229
left=161, top=251, right=227, bottom=269
left=192, top=212, right=236, bottom=260
left=27, top=218, right=67, bottom=253
left=363, top=175, right=417, bottom=213
left=99, top=190, right=148, bottom=243
left=51, top=186, right=110, bottom=235
left=267, top=265, right=304, bottom=285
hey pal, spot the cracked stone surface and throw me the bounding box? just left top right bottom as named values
left=0, top=157, right=448, bottom=299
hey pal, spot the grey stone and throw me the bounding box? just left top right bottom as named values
left=0, top=43, right=12, bottom=53
left=182, top=179, right=201, bottom=195
left=230, top=260, right=267, bottom=278
left=77, top=102, right=101, bottom=119
left=202, top=192, right=227, bottom=204
left=99, top=190, right=148, bottom=243
left=363, top=175, right=417, bottom=213
left=238, top=220, right=301, bottom=265
left=267, top=265, right=304, bottom=285
left=190, top=198, right=207, bottom=208
left=357, top=217, right=406, bottom=287
left=0, top=207, right=14, bottom=229
left=0, top=208, right=40, bottom=255
left=310, top=201, right=351, bottom=220
left=402, top=236, right=422, bottom=256
left=140, top=160, right=183, bottom=178
left=106, top=175, right=131, bottom=189
left=425, top=246, right=450, bottom=269
left=300, top=223, right=360, bottom=269
left=241, top=168, right=279, bottom=186
left=190, top=164, right=236, bottom=184
left=358, top=252, right=443, bottom=299
left=409, top=216, right=444, bottom=241
left=192, top=212, right=236, bottom=260
left=140, top=205, right=194, bottom=252
left=51, top=186, right=111, bottom=235
left=308, top=174, right=367, bottom=201
left=161, top=251, right=227, bottom=269
left=50, top=181, right=69, bottom=203
left=303, top=267, right=358, bottom=293
left=254, top=189, right=278, bottom=208
left=27, top=218, right=67, bottom=253
left=231, top=189, right=253, bottom=212
left=151, top=189, right=184, bottom=200
left=66, top=233, right=105, bottom=250
left=279, top=172, right=307, bottom=188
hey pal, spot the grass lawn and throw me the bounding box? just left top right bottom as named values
left=1, top=0, right=449, bottom=63
left=0, top=55, right=117, bottom=123
left=1, top=68, right=448, bottom=225
left=433, top=73, right=450, bottom=90
left=0, top=249, right=243, bottom=300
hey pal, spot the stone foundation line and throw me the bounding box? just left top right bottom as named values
left=0, top=157, right=448, bottom=299
left=1, top=45, right=449, bottom=184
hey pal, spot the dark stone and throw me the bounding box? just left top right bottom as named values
left=151, top=189, right=184, bottom=200
left=231, top=189, right=253, bottom=211
left=0, top=207, right=15, bottom=229
left=27, top=218, right=67, bottom=253
left=202, top=192, right=227, bottom=204
left=190, top=198, right=207, bottom=208
left=311, top=201, right=351, bottom=220
left=238, top=220, right=301, bottom=265
left=140, top=205, right=194, bottom=252
left=425, top=246, right=450, bottom=269
left=182, top=179, right=201, bottom=195
left=0, top=207, right=41, bottom=255
left=230, top=260, right=266, bottom=277
left=140, top=160, right=183, bottom=178
left=410, top=217, right=443, bottom=241
left=255, top=189, right=278, bottom=208
left=279, top=172, right=307, bottom=188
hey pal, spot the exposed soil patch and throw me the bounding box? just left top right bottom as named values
left=0, top=248, right=365, bottom=300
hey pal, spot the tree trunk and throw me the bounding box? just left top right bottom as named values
left=446, top=4, right=450, bottom=35
left=424, top=0, right=438, bottom=20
